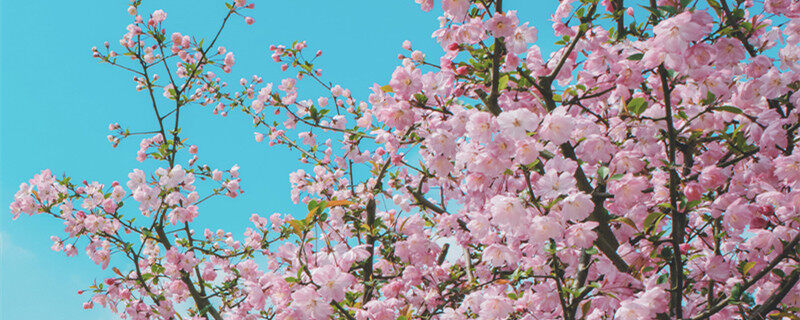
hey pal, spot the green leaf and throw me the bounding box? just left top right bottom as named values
left=581, top=301, right=592, bottom=317
left=627, top=53, right=644, bottom=61
left=656, top=203, right=672, bottom=209
left=609, top=173, right=625, bottom=180
left=774, top=312, right=800, bottom=320
left=539, top=150, right=555, bottom=160
left=288, top=219, right=306, bottom=236
left=498, top=74, right=510, bottom=91
left=643, top=211, right=664, bottom=230
left=686, top=200, right=701, bottom=208
left=701, top=91, right=717, bottom=105
left=714, top=105, right=743, bottom=114
left=614, top=217, right=638, bottom=230
left=730, top=283, right=743, bottom=301
left=742, top=261, right=757, bottom=275
left=597, top=166, right=609, bottom=180
left=627, top=97, right=649, bottom=115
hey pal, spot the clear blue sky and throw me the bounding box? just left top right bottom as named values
left=0, top=1, right=555, bottom=319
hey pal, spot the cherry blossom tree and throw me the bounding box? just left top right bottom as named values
left=11, top=0, right=800, bottom=319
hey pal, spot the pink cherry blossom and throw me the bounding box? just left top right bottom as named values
left=485, top=11, right=518, bottom=38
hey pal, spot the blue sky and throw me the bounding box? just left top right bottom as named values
left=0, top=1, right=555, bottom=319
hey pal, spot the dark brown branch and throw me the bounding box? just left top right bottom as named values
left=718, top=0, right=758, bottom=57
left=659, top=64, right=684, bottom=320
left=613, top=0, right=626, bottom=40
left=362, top=198, right=377, bottom=303
left=692, top=217, right=800, bottom=319
left=747, top=269, right=800, bottom=319
left=437, top=243, right=450, bottom=265
left=485, top=0, right=504, bottom=116
left=154, top=225, right=222, bottom=320
left=561, top=142, right=630, bottom=274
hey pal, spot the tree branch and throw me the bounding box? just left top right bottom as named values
left=485, top=0, right=504, bottom=116
left=659, top=63, right=685, bottom=320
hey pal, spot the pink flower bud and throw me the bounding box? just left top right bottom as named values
left=683, top=182, right=702, bottom=202
left=224, top=52, right=235, bottom=68
left=757, top=205, right=774, bottom=217
left=150, top=9, right=166, bottom=25
left=189, top=145, right=198, bottom=154
left=245, top=17, right=254, bottom=25
left=102, top=199, right=118, bottom=213
left=750, top=216, right=768, bottom=229
left=171, top=32, right=183, bottom=46
left=411, top=50, right=425, bottom=62
left=402, top=40, right=412, bottom=50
